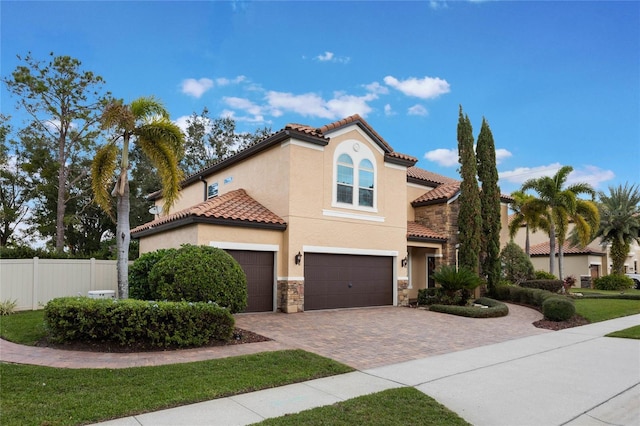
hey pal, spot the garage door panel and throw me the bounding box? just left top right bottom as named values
left=226, top=250, right=274, bottom=313
left=305, top=253, right=392, bottom=311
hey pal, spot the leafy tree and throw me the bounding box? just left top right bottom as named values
left=91, top=97, right=184, bottom=299
left=508, top=190, right=549, bottom=255
left=3, top=53, right=110, bottom=253
left=0, top=115, right=30, bottom=247
left=456, top=106, right=481, bottom=273
left=499, top=241, right=535, bottom=284
left=520, top=165, right=598, bottom=279
left=476, top=117, right=501, bottom=293
left=592, top=183, right=640, bottom=275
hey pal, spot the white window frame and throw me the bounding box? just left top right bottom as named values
left=332, top=140, right=377, bottom=212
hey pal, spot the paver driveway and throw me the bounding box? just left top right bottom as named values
left=235, top=304, right=551, bottom=370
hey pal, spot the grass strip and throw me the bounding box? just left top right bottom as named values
left=0, top=310, right=46, bottom=345
left=606, top=325, right=640, bottom=339
left=0, top=350, right=353, bottom=426
left=574, top=299, right=640, bottom=323
left=256, top=387, right=470, bottom=426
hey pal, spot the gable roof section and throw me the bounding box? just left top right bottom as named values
left=529, top=240, right=605, bottom=257
left=411, top=181, right=461, bottom=206
left=407, top=221, right=447, bottom=242
left=407, top=167, right=459, bottom=187
left=131, top=189, right=286, bottom=238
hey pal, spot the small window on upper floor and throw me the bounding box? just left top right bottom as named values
left=333, top=142, right=377, bottom=211
left=207, top=182, right=219, bottom=199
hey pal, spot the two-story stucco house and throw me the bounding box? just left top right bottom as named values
left=131, top=114, right=511, bottom=313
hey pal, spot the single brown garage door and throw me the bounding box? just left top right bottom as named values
left=304, top=253, right=393, bottom=310
left=225, top=250, right=274, bottom=312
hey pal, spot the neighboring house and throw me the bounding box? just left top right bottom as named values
left=509, top=220, right=640, bottom=285
left=132, top=114, right=512, bottom=313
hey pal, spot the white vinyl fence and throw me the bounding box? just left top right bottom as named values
left=0, top=258, right=118, bottom=311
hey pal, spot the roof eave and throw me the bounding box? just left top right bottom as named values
left=131, top=216, right=287, bottom=238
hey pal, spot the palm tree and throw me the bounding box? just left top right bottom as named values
left=520, top=166, right=598, bottom=279
left=508, top=190, right=549, bottom=256
left=91, top=97, right=184, bottom=298
left=593, top=183, right=640, bottom=275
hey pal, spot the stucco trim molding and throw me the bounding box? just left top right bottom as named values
left=322, top=209, right=385, bottom=222
left=209, top=242, right=279, bottom=252
left=303, top=245, right=399, bottom=257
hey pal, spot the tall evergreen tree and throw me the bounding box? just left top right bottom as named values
left=476, top=117, right=501, bottom=293
left=3, top=53, right=110, bottom=253
left=456, top=106, right=482, bottom=273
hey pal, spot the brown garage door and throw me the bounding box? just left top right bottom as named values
left=304, top=253, right=393, bottom=310
left=225, top=250, right=274, bottom=312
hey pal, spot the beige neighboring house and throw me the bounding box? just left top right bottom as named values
left=509, top=221, right=640, bottom=287
left=131, top=114, right=512, bottom=313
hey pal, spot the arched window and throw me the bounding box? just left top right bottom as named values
left=358, top=159, right=374, bottom=207
left=336, top=153, right=354, bottom=204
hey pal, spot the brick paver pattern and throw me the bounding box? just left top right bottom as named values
left=1, top=304, right=549, bottom=370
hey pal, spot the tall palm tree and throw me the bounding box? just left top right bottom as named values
left=508, top=190, right=549, bottom=256
left=593, top=183, right=640, bottom=275
left=91, top=97, right=184, bottom=298
left=520, top=166, right=598, bottom=279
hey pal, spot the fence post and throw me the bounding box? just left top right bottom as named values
left=90, top=257, right=96, bottom=291
left=32, top=257, right=39, bottom=310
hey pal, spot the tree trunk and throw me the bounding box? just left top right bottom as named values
left=610, top=239, right=629, bottom=275
left=55, top=161, right=66, bottom=253
left=525, top=225, right=530, bottom=256
left=116, top=177, right=130, bottom=299
left=558, top=241, right=565, bottom=282
left=548, top=222, right=556, bottom=277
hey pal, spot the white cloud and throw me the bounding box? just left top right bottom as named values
left=216, top=76, right=246, bottom=86
left=181, top=78, right=214, bottom=98
left=498, top=163, right=615, bottom=193
left=566, top=165, right=615, bottom=189
left=364, top=81, right=389, bottom=95
left=384, top=104, right=395, bottom=116
left=408, top=104, right=428, bottom=116
left=499, top=163, right=563, bottom=184
left=495, top=148, right=512, bottom=164
left=315, top=51, right=350, bottom=64
left=424, top=148, right=458, bottom=166
left=384, top=75, right=450, bottom=99
left=265, top=90, right=376, bottom=119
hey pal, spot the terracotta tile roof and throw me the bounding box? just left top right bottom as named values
left=386, top=151, right=419, bottom=163
left=407, top=221, right=447, bottom=241
left=412, top=181, right=461, bottom=205
left=318, top=114, right=394, bottom=152
left=131, top=189, right=285, bottom=235
left=284, top=123, right=325, bottom=138
left=407, top=167, right=459, bottom=186
left=529, top=240, right=605, bottom=256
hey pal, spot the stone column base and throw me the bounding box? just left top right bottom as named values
left=397, top=279, right=409, bottom=306
left=277, top=280, right=304, bottom=313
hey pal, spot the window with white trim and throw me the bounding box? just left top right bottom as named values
left=333, top=141, right=377, bottom=210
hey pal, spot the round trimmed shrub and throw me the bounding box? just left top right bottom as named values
left=535, top=270, right=557, bottom=280
left=593, top=274, right=634, bottom=291
left=500, top=242, right=535, bottom=284
left=149, top=245, right=247, bottom=313
left=542, top=297, right=575, bottom=321
left=129, top=248, right=176, bottom=300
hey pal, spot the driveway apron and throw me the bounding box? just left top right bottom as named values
left=235, top=303, right=550, bottom=370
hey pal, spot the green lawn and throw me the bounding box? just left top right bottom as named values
left=1, top=350, right=353, bottom=426
left=606, top=325, right=640, bottom=339
left=574, top=298, right=640, bottom=323
left=256, top=387, right=470, bottom=426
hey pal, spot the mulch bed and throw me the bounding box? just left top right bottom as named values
left=36, top=328, right=271, bottom=353
left=533, top=315, right=590, bottom=331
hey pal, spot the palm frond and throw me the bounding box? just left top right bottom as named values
left=130, top=97, right=169, bottom=121
left=90, top=143, right=118, bottom=220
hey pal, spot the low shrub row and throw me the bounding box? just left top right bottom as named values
left=519, top=279, right=563, bottom=293
left=493, top=284, right=575, bottom=321
left=573, top=293, right=640, bottom=300
left=593, top=274, right=634, bottom=291
left=44, top=297, right=234, bottom=348
left=428, top=297, right=509, bottom=318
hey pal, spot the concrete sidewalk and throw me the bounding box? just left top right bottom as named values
left=93, top=314, right=640, bottom=426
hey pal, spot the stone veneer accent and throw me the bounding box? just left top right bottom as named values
left=414, top=200, right=460, bottom=266
left=397, top=279, right=409, bottom=306
left=277, top=280, right=304, bottom=313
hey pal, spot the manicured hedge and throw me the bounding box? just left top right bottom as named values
left=542, top=297, right=575, bottom=321
left=44, top=297, right=234, bottom=348
left=493, top=284, right=576, bottom=322
left=593, top=275, right=634, bottom=291
left=520, top=279, right=563, bottom=293
left=428, top=297, right=509, bottom=318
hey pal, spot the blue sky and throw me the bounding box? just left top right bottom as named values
left=2, top=0, right=639, bottom=195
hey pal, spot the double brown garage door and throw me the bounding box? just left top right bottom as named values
left=225, top=250, right=274, bottom=313
left=304, top=253, right=393, bottom=310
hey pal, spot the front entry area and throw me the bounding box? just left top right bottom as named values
left=303, top=253, right=393, bottom=310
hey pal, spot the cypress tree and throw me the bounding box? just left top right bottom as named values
left=456, top=106, right=482, bottom=274
left=476, top=117, right=502, bottom=293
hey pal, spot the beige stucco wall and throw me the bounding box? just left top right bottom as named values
left=138, top=225, right=199, bottom=253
